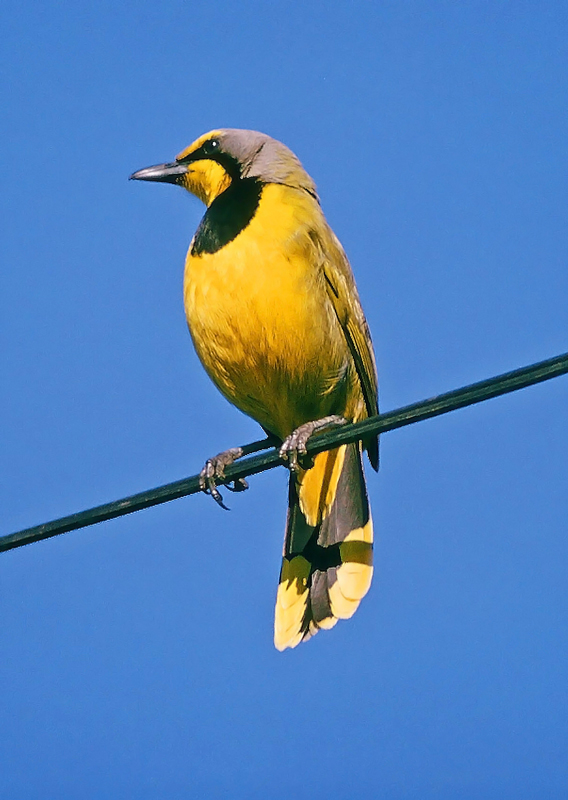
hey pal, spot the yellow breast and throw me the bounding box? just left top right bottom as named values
left=183, top=184, right=350, bottom=437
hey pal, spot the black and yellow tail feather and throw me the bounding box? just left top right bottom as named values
left=274, top=442, right=373, bottom=650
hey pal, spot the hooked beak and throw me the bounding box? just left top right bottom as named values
left=129, top=162, right=188, bottom=184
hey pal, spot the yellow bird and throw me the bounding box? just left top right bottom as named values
left=131, top=129, right=379, bottom=650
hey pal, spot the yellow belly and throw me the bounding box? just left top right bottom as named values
left=183, top=184, right=351, bottom=437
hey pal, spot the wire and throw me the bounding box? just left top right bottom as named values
left=1, top=350, right=567, bottom=554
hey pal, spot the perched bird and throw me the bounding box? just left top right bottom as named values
left=131, top=129, right=379, bottom=650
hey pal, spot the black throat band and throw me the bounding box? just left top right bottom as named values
left=191, top=178, right=263, bottom=256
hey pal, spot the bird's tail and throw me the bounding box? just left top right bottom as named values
left=274, top=441, right=373, bottom=650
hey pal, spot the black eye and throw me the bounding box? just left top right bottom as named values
left=203, top=138, right=220, bottom=155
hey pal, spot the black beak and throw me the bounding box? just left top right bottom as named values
left=129, top=162, right=188, bottom=184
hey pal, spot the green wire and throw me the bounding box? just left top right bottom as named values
left=1, top=350, right=567, bottom=554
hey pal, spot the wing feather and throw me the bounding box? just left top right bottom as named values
left=309, top=228, right=379, bottom=469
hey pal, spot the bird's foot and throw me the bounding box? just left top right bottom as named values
left=199, top=447, right=249, bottom=511
left=279, top=415, right=347, bottom=473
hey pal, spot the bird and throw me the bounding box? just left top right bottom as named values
left=131, top=129, right=379, bottom=650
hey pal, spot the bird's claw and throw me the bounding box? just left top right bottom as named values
left=199, top=447, right=246, bottom=510
left=279, top=426, right=316, bottom=473
left=279, top=416, right=347, bottom=473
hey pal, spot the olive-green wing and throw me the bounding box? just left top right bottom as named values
left=311, top=228, right=379, bottom=469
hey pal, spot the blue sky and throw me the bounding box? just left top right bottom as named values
left=1, top=2, right=567, bottom=797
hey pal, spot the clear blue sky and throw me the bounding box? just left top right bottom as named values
left=2, top=2, right=567, bottom=797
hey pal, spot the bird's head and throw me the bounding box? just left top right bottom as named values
left=130, top=129, right=317, bottom=206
